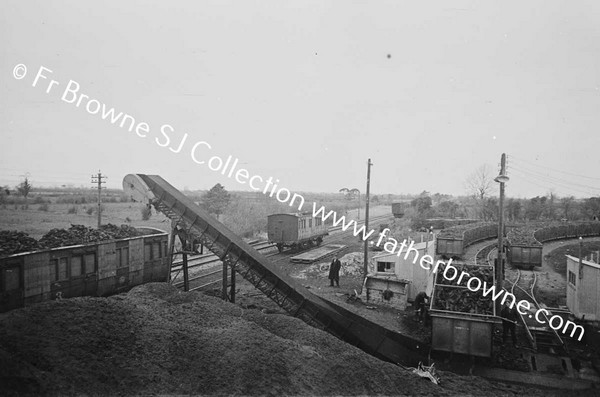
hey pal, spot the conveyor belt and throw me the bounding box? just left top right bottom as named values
left=123, top=174, right=427, bottom=366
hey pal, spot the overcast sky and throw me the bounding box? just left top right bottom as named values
left=2, top=0, right=600, bottom=199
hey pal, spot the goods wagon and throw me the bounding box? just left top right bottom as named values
left=436, top=223, right=497, bottom=259
left=267, top=213, right=328, bottom=253
left=430, top=262, right=499, bottom=357
left=0, top=227, right=169, bottom=313
left=391, top=203, right=406, bottom=218
left=507, top=221, right=600, bottom=269
left=506, top=245, right=542, bottom=269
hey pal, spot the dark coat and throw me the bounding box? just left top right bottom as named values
left=501, top=305, right=518, bottom=322
left=414, top=291, right=429, bottom=308
left=328, top=259, right=341, bottom=280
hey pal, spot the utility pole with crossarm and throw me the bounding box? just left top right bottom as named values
left=91, top=171, right=106, bottom=228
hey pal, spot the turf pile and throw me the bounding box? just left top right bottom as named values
left=0, top=283, right=558, bottom=396
left=0, top=224, right=141, bottom=256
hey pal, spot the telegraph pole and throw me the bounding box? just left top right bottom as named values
left=363, top=159, right=372, bottom=279
left=357, top=191, right=361, bottom=221
left=494, top=154, right=508, bottom=313
left=91, top=171, right=106, bottom=228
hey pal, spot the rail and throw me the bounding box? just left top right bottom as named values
left=123, top=174, right=428, bottom=366
left=507, top=269, right=567, bottom=354
left=507, top=270, right=536, bottom=349
left=476, top=243, right=496, bottom=265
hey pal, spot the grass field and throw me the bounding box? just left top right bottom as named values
left=545, top=240, right=600, bottom=275
left=0, top=196, right=393, bottom=240
left=0, top=202, right=171, bottom=239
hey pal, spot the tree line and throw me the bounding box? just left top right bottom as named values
left=404, top=164, right=600, bottom=228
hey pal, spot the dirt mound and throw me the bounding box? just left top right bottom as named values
left=295, top=252, right=366, bottom=280
left=0, top=283, right=582, bottom=396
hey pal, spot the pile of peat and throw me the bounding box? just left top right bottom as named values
left=0, top=283, right=590, bottom=396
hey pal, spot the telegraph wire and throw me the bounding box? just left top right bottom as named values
left=0, top=167, right=93, bottom=178
left=510, top=163, right=600, bottom=193
left=511, top=155, right=600, bottom=181
left=508, top=169, right=563, bottom=194
left=511, top=168, right=599, bottom=196
left=510, top=168, right=599, bottom=197
left=509, top=155, right=600, bottom=194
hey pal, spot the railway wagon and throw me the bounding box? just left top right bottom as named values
left=267, top=213, right=328, bottom=253
left=430, top=262, right=499, bottom=357
left=0, top=227, right=169, bottom=313
left=436, top=223, right=497, bottom=259
left=506, top=245, right=543, bottom=269
left=535, top=221, right=600, bottom=243
left=391, top=203, right=406, bottom=218
left=507, top=222, right=600, bottom=269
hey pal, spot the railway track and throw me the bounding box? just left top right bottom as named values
left=171, top=213, right=393, bottom=292
left=259, top=213, right=392, bottom=261
left=170, top=241, right=276, bottom=291
left=507, top=269, right=568, bottom=355
left=477, top=243, right=496, bottom=265
left=473, top=242, right=569, bottom=356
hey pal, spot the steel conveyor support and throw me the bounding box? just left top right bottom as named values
left=123, top=174, right=427, bottom=366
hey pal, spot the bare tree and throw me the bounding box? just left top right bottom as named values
left=465, top=165, right=494, bottom=219
left=465, top=165, right=494, bottom=200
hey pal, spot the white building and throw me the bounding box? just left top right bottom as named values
left=566, top=255, right=600, bottom=323
left=363, top=237, right=436, bottom=310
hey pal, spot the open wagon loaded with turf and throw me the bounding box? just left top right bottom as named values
left=429, top=262, right=500, bottom=357
left=507, top=221, right=600, bottom=269
left=435, top=222, right=497, bottom=259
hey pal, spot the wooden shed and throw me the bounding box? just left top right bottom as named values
left=566, top=255, right=600, bottom=322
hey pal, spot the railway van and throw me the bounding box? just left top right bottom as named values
left=267, top=213, right=329, bottom=252
left=0, top=227, right=169, bottom=313
left=391, top=203, right=406, bottom=218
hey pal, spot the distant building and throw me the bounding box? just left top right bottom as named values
left=363, top=236, right=435, bottom=310
left=566, top=254, right=600, bottom=323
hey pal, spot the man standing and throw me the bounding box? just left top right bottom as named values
left=328, top=255, right=341, bottom=287
left=501, top=302, right=518, bottom=346
left=414, top=291, right=429, bottom=323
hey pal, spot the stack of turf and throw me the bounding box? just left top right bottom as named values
left=432, top=263, right=494, bottom=315
left=0, top=231, right=40, bottom=257
left=99, top=224, right=140, bottom=239
left=39, top=224, right=141, bottom=248
left=506, top=223, right=542, bottom=247
left=437, top=222, right=491, bottom=239
left=39, top=225, right=109, bottom=248
left=1, top=224, right=142, bottom=256
left=432, top=287, right=494, bottom=314
left=434, top=263, right=493, bottom=285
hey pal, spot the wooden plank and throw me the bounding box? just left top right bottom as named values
left=290, top=244, right=346, bottom=264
